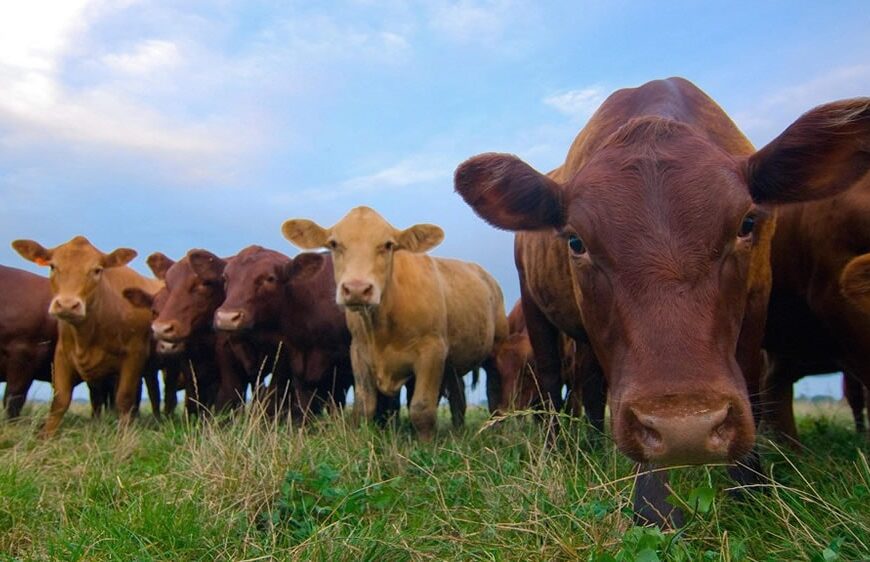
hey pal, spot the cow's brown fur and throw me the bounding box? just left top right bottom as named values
left=282, top=206, right=508, bottom=440
left=0, top=265, right=56, bottom=418
left=12, top=236, right=161, bottom=437
left=763, top=181, right=870, bottom=441
left=455, top=78, right=870, bottom=468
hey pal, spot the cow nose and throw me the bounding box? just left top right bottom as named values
left=340, top=280, right=375, bottom=305
left=152, top=321, right=178, bottom=339
left=157, top=340, right=183, bottom=354
left=50, top=296, right=85, bottom=318
left=626, top=402, right=737, bottom=464
left=214, top=309, right=245, bottom=331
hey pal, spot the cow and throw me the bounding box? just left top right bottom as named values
left=123, top=251, right=226, bottom=415
left=11, top=236, right=162, bottom=437
left=282, top=206, right=509, bottom=440
left=488, top=299, right=592, bottom=417
left=844, top=375, right=869, bottom=434
left=0, top=265, right=56, bottom=419
left=763, top=181, right=870, bottom=441
left=189, top=246, right=353, bottom=420
left=453, top=77, right=870, bottom=525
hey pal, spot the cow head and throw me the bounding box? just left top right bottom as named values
left=205, top=246, right=288, bottom=332
left=455, top=98, right=870, bottom=465
left=490, top=332, right=536, bottom=413
left=12, top=236, right=136, bottom=325
left=123, top=286, right=184, bottom=354
left=281, top=206, right=443, bottom=309
left=141, top=251, right=226, bottom=345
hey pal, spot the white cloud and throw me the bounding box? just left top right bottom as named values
left=428, top=0, right=532, bottom=47
left=734, top=64, right=870, bottom=146
left=102, top=39, right=180, bottom=74
left=0, top=1, right=95, bottom=72
left=543, top=86, right=606, bottom=121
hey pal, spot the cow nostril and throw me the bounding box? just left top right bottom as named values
left=230, top=311, right=242, bottom=322
left=341, top=284, right=351, bottom=296
left=362, top=284, right=373, bottom=297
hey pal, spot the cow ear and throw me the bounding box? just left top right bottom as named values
left=11, top=240, right=53, bottom=266
left=281, top=219, right=330, bottom=250
left=102, top=248, right=137, bottom=268
left=286, top=252, right=326, bottom=282
left=840, top=253, right=870, bottom=310
left=396, top=224, right=444, bottom=253
left=188, top=250, right=226, bottom=282
left=455, top=153, right=565, bottom=231
left=146, top=252, right=175, bottom=280
left=747, top=98, right=870, bottom=204
left=123, top=287, right=154, bottom=309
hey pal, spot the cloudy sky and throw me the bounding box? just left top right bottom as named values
left=2, top=1, right=867, bottom=402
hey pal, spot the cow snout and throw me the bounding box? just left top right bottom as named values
left=620, top=397, right=752, bottom=465
left=152, top=321, right=180, bottom=340
left=214, top=309, right=246, bottom=331
left=339, top=279, right=378, bottom=307
left=49, top=296, right=86, bottom=322
left=156, top=339, right=184, bottom=355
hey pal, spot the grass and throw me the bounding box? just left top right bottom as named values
left=0, top=400, right=868, bottom=561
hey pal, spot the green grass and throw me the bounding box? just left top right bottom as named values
left=0, top=401, right=868, bottom=561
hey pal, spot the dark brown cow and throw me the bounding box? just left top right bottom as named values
left=0, top=265, right=56, bottom=418
left=192, top=246, right=353, bottom=419
left=124, top=251, right=227, bottom=415
left=12, top=236, right=162, bottom=436
left=455, top=77, right=870, bottom=525
left=844, top=375, right=869, bottom=434
left=488, top=299, right=591, bottom=417
left=763, top=181, right=870, bottom=441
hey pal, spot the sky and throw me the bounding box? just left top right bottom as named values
left=1, top=0, right=867, bottom=403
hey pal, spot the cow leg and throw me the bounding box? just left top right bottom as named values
left=577, top=342, right=606, bottom=435
left=116, top=355, right=149, bottom=428
left=409, top=343, right=448, bottom=441
left=163, top=366, right=180, bottom=416
left=350, top=341, right=378, bottom=424
left=4, top=352, right=37, bottom=419
left=88, top=379, right=109, bottom=419
left=39, top=352, right=75, bottom=439
left=443, top=367, right=466, bottom=429
left=844, top=373, right=867, bottom=433
left=761, top=355, right=800, bottom=444
left=633, top=465, right=684, bottom=529
left=483, top=357, right=502, bottom=415
left=143, top=367, right=161, bottom=420
left=521, top=287, right=565, bottom=414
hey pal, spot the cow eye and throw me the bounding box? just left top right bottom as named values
left=567, top=235, right=586, bottom=256
left=738, top=214, right=756, bottom=239
left=383, top=241, right=395, bottom=251
left=92, top=267, right=103, bottom=276
left=266, top=275, right=277, bottom=283
left=326, top=240, right=338, bottom=250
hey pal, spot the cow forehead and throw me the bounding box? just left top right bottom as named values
left=225, top=247, right=284, bottom=278
left=52, top=238, right=104, bottom=267
left=566, top=133, right=752, bottom=250
left=165, top=259, right=196, bottom=288
left=332, top=207, right=396, bottom=245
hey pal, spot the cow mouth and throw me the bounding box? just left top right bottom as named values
left=156, top=339, right=185, bottom=355
left=342, top=302, right=378, bottom=313
left=51, top=310, right=86, bottom=324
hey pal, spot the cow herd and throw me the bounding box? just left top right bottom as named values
left=1, top=77, right=868, bottom=528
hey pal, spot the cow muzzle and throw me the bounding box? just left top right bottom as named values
left=152, top=320, right=183, bottom=341
left=617, top=395, right=754, bottom=465
left=338, top=279, right=379, bottom=308
left=49, top=296, right=86, bottom=323
left=214, top=309, right=247, bottom=331
left=156, top=339, right=185, bottom=355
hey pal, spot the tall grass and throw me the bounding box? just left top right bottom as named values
left=0, top=400, right=867, bottom=560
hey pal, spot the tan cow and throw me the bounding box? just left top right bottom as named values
left=282, top=206, right=508, bottom=440
left=12, top=236, right=161, bottom=437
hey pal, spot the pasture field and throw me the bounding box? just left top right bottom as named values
left=0, top=401, right=868, bottom=561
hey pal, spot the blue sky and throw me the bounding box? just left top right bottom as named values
left=1, top=1, right=867, bottom=402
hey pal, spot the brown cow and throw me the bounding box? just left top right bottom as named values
left=12, top=236, right=162, bottom=437
left=488, top=299, right=593, bottom=417
left=124, top=251, right=226, bottom=415
left=454, top=77, right=870, bottom=525
left=0, top=265, right=56, bottom=418
left=192, top=246, right=353, bottom=419
left=844, top=375, right=869, bottom=434
left=282, top=206, right=508, bottom=440
left=763, top=181, right=870, bottom=441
